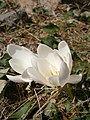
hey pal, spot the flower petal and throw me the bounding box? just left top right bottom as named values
left=7, top=44, right=33, bottom=58
left=59, top=61, right=69, bottom=87
left=37, top=59, right=51, bottom=79
left=58, top=41, right=72, bottom=70
left=21, top=69, right=33, bottom=82
left=7, top=44, right=21, bottom=57
left=68, top=74, right=82, bottom=84
left=37, top=44, right=53, bottom=58
left=58, top=41, right=71, bottom=56
left=31, top=55, right=38, bottom=69
left=48, top=75, right=60, bottom=86
left=47, top=52, right=62, bottom=71
left=66, top=53, right=72, bottom=73
left=6, top=75, right=26, bottom=83
left=26, top=67, right=48, bottom=85
left=9, top=58, right=30, bottom=74
left=7, top=44, right=35, bottom=70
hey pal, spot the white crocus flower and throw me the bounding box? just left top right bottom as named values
left=6, top=41, right=82, bottom=87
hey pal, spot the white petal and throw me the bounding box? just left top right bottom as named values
left=7, top=44, right=34, bottom=68
left=9, top=59, right=29, bottom=74
left=6, top=75, right=26, bottom=83
left=7, top=44, right=21, bottom=56
left=58, top=41, right=71, bottom=55
left=47, top=52, right=62, bottom=71
left=48, top=75, right=60, bottom=86
left=26, top=67, right=48, bottom=85
left=21, top=69, right=33, bottom=82
left=59, top=61, right=69, bottom=87
left=66, top=53, right=72, bottom=73
left=68, top=74, right=82, bottom=84
left=31, top=55, right=38, bottom=69
left=7, top=44, right=32, bottom=58
left=58, top=41, right=72, bottom=70
left=37, top=44, right=53, bottom=58
left=37, top=59, right=51, bottom=79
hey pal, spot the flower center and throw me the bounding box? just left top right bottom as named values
left=50, top=70, right=59, bottom=76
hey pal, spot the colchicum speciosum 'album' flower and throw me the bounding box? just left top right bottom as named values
left=6, top=41, right=82, bottom=87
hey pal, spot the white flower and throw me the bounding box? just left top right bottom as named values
left=6, top=41, right=82, bottom=87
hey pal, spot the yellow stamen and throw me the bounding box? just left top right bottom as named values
left=55, top=71, right=59, bottom=75
left=50, top=71, right=54, bottom=75
left=50, top=71, right=59, bottom=76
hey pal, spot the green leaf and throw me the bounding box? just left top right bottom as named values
left=0, top=0, right=6, bottom=9
left=44, top=99, right=62, bottom=120
left=0, top=68, right=9, bottom=78
left=44, top=99, right=56, bottom=116
left=40, top=36, right=59, bottom=49
left=70, top=114, right=90, bottom=120
left=8, top=101, right=32, bottom=120
left=43, top=23, right=59, bottom=34
left=86, top=34, right=90, bottom=41
left=62, top=99, right=72, bottom=113
left=86, top=114, right=90, bottom=120
left=0, top=53, right=10, bottom=66
left=51, top=104, right=62, bottom=120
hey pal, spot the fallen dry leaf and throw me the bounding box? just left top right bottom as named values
left=0, top=80, right=7, bottom=94
left=40, top=0, right=60, bottom=16
left=17, top=0, right=60, bottom=16
left=18, top=0, right=37, bottom=15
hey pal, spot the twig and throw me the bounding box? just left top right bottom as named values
left=83, top=98, right=90, bottom=103
left=34, top=90, right=59, bottom=118
left=34, top=89, right=41, bottom=108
